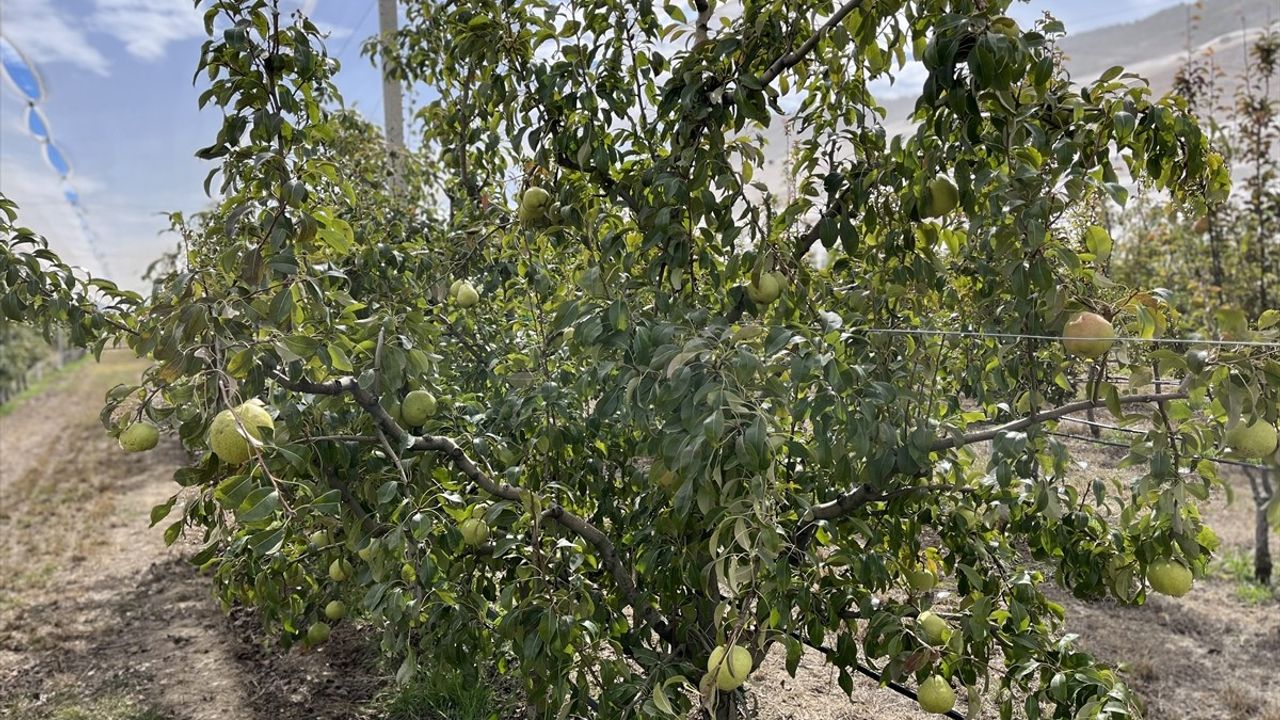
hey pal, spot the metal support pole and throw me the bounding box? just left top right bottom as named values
left=377, top=0, right=406, bottom=194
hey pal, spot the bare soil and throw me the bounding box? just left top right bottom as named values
left=747, top=427, right=1280, bottom=720
left=0, top=353, right=381, bottom=720
left=0, top=352, right=1276, bottom=719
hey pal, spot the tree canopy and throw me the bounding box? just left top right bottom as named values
left=1, top=1, right=1277, bottom=718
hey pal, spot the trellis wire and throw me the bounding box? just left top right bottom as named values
left=1049, top=425, right=1271, bottom=471
left=851, top=326, right=1280, bottom=349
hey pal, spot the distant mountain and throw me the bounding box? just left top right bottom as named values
left=1058, top=0, right=1276, bottom=87
left=751, top=0, right=1276, bottom=205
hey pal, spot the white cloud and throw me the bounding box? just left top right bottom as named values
left=0, top=153, right=101, bottom=272
left=0, top=0, right=111, bottom=75
left=0, top=0, right=203, bottom=76
left=90, top=0, right=204, bottom=62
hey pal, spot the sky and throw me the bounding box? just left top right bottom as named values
left=0, top=0, right=1194, bottom=290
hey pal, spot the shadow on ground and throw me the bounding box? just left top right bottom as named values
left=3, top=555, right=382, bottom=720
left=0, top=353, right=386, bottom=720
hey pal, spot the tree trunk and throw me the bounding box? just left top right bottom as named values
left=1256, top=471, right=1273, bottom=586
left=1207, top=212, right=1224, bottom=301
left=1085, top=406, right=1100, bottom=438
left=713, top=691, right=739, bottom=720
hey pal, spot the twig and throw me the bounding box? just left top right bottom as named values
left=787, top=631, right=966, bottom=720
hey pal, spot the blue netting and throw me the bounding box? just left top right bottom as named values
left=0, top=35, right=43, bottom=102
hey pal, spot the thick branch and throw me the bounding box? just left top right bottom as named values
left=759, top=0, right=868, bottom=87
left=929, top=390, right=1188, bottom=453
left=693, top=0, right=712, bottom=47
left=275, top=373, right=677, bottom=646
left=807, top=391, right=1190, bottom=524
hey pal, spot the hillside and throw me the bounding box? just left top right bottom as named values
left=1054, top=0, right=1274, bottom=81
left=1059, top=0, right=1277, bottom=87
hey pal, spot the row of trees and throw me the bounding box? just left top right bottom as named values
left=0, top=322, right=50, bottom=404
left=1112, top=19, right=1278, bottom=323
left=1109, top=16, right=1280, bottom=587
left=1, top=1, right=1277, bottom=718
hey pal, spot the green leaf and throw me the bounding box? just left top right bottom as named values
left=311, top=489, right=342, bottom=515
left=248, top=527, right=285, bottom=556
left=215, top=474, right=254, bottom=508
left=163, top=519, right=184, bottom=546
left=1083, top=225, right=1111, bottom=263
left=281, top=335, right=321, bottom=360
left=149, top=495, right=178, bottom=527
left=237, top=488, right=280, bottom=523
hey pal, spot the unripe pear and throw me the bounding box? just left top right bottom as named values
left=906, top=569, right=937, bottom=592
left=1147, top=559, right=1193, bottom=597
left=454, top=281, right=480, bottom=308
left=746, top=272, right=784, bottom=305
left=917, top=675, right=956, bottom=714
left=916, top=611, right=950, bottom=645
left=401, top=389, right=437, bottom=426
left=324, top=600, right=347, bottom=620
left=460, top=518, right=490, bottom=546
left=306, top=621, right=331, bottom=644
left=707, top=643, right=753, bottom=691
left=517, top=187, right=551, bottom=226
left=1062, top=311, right=1115, bottom=359
left=1225, top=420, right=1278, bottom=459
left=308, top=530, right=330, bottom=548
left=520, top=186, right=551, bottom=212
left=329, top=558, right=353, bottom=582
left=119, top=422, right=159, bottom=452
left=208, top=401, right=274, bottom=465
left=920, top=177, right=959, bottom=218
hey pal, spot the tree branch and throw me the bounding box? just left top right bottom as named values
left=693, top=0, right=712, bottom=47
left=274, top=372, right=678, bottom=647
left=805, top=390, right=1190, bottom=524
left=759, top=0, right=868, bottom=88
left=928, top=390, right=1188, bottom=453
left=793, top=196, right=846, bottom=258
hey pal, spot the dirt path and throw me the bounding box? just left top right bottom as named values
left=0, top=352, right=382, bottom=720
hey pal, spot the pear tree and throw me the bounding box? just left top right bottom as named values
left=2, top=1, right=1279, bottom=719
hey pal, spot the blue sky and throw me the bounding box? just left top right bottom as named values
left=0, top=0, right=1189, bottom=290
